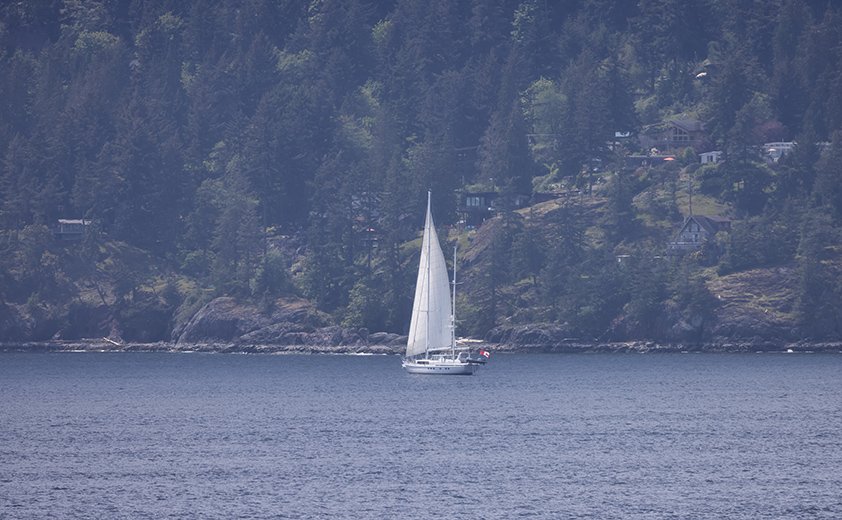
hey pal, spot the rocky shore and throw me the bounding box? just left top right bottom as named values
left=3, top=338, right=841, bottom=354
left=0, top=340, right=404, bottom=355
left=5, top=295, right=842, bottom=356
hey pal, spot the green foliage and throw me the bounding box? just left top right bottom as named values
left=718, top=209, right=800, bottom=275
left=795, top=209, right=842, bottom=337
left=342, top=275, right=386, bottom=331
left=118, top=292, right=174, bottom=342
left=723, top=162, right=772, bottom=216
left=522, top=78, right=567, bottom=176
left=671, top=260, right=718, bottom=326
left=603, top=172, right=639, bottom=245
left=812, top=131, right=842, bottom=223
left=206, top=156, right=263, bottom=295
left=73, top=31, right=120, bottom=53
left=3, top=0, right=842, bottom=343
left=9, top=224, right=65, bottom=299
left=622, top=253, right=668, bottom=337
left=539, top=202, right=586, bottom=311
left=559, top=249, right=626, bottom=339
left=253, top=250, right=292, bottom=299
left=463, top=220, right=514, bottom=335
left=509, top=223, right=543, bottom=285
left=478, top=99, right=537, bottom=194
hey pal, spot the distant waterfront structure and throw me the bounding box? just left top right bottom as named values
left=54, top=219, right=91, bottom=241
left=700, top=150, right=723, bottom=164
left=667, top=215, right=731, bottom=254
left=458, top=190, right=530, bottom=227
left=639, top=118, right=707, bottom=152
left=763, top=142, right=795, bottom=163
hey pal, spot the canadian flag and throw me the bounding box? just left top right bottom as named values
left=479, top=349, right=490, bottom=358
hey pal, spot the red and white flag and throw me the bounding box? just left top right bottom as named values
left=479, top=349, right=490, bottom=358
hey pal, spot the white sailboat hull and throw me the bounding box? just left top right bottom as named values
left=402, top=358, right=478, bottom=375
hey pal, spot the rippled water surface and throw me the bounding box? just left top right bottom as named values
left=1, top=352, right=841, bottom=519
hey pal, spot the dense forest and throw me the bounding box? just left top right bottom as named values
left=3, top=0, right=842, bottom=345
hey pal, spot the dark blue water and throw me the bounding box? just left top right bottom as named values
left=1, top=352, right=840, bottom=519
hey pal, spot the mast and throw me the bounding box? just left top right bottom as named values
left=451, top=243, right=457, bottom=357
left=425, top=190, right=431, bottom=359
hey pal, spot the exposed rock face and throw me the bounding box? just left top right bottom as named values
left=176, top=297, right=273, bottom=343
left=637, top=303, right=713, bottom=343
left=175, top=296, right=406, bottom=349
left=486, top=323, right=575, bottom=350
left=706, top=266, right=799, bottom=342
left=709, top=307, right=797, bottom=342
left=368, top=331, right=405, bottom=346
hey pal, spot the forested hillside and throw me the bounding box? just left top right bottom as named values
left=3, top=0, right=842, bottom=345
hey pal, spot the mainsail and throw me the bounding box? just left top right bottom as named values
left=406, top=192, right=452, bottom=358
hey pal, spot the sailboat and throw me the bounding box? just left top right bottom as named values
left=402, top=192, right=489, bottom=375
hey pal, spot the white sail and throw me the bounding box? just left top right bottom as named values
left=406, top=193, right=453, bottom=358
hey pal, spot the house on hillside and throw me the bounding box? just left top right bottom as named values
left=54, top=219, right=91, bottom=241
left=667, top=118, right=705, bottom=148
left=458, top=191, right=530, bottom=227
left=763, top=142, right=795, bottom=163
left=640, top=118, right=707, bottom=152
left=667, top=214, right=731, bottom=254
left=700, top=150, right=723, bottom=164
left=609, top=130, right=634, bottom=151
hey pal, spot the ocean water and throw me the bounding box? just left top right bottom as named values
left=1, top=352, right=840, bottom=519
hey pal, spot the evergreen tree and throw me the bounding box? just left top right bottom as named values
left=603, top=172, right=638, bottom=245
left=795, top=208, right=842, bottom=337
left=0, top=51, right=37, bottom=154
left=799, top=6, right=842, bottom=139
left=812, top=131, right=842, bottom=223
left=477, top=97, right=536, bottom=193
left=539, top=202, right=586, bottom=315
left=705, top=45, right=763, bottom=145
left=210, top=155, right=263, bottom=295
left=85, top=107, right=185, bottom=254
left=522, top=77, right=568, bottom=177
left=342, top=274, right=386, bottom=331
left=770, top=0, right=812, bottom=134
left=622, top=251, right=668, bottom=338
left=510, top=220, right=543, bottom=286
left=464, top=220, right=510, bottom=336
left=301, top=151, right=356, bottom=312
left=633, top=0, right=714, bottom=101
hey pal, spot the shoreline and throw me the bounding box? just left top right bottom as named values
left=2, top=339, right=842, bottom=354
